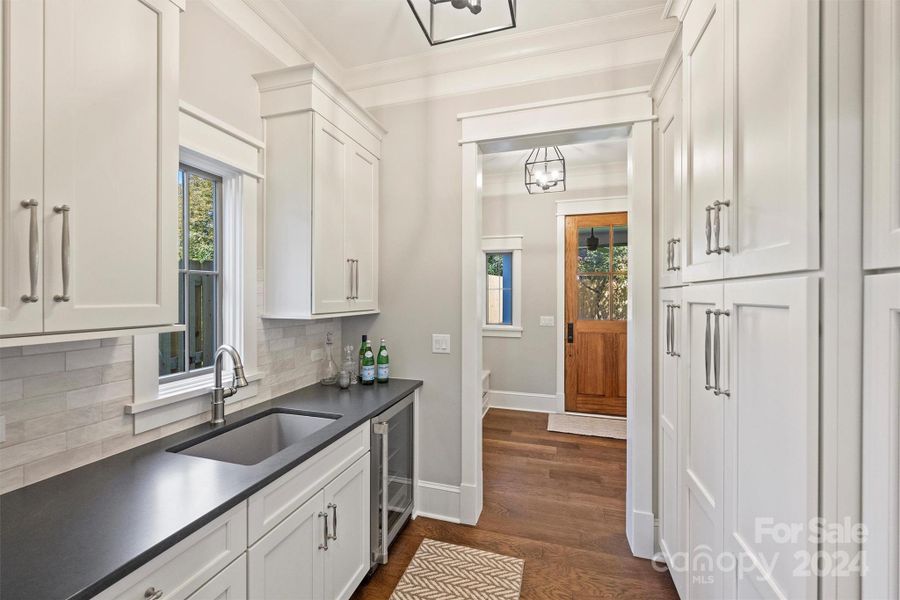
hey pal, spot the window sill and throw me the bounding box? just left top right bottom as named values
left=126, top=369, right=265, bottom=415
left=482, top=326, right=523, bottom=338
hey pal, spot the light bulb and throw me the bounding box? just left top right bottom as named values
left=468, top=0, right=482, bottom=14
left=550, top=170, right=560, bottom=180
left=451, top=0, right=468, bottom=8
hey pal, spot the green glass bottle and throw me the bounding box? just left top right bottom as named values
left=376, top=338, right=389, bottom=383
left=357, top=335, right=367, bottom=383
left=360, top=340, right=375, bottom=385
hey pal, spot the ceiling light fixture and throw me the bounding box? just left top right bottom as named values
left=407, top=0, right=516, bottom=46
left=524, top=146, right=566, bottom=194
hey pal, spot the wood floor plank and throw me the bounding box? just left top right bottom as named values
left=351, top=409, right=678, bottom=600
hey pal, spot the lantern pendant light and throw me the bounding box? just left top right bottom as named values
left=407, top=0, right=516, bottom=46
left=524, top=146, right=566, bottom=194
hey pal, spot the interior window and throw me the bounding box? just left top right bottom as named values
left=486, top=252, right=513, bottom=326
left=159, top=165, right=223, bottom=379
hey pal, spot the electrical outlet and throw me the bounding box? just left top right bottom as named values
left=310, top=348, right=324, bottom=361
left=539, top=316, right=555, bottom=327
left=432, top=334, right=450, bottom=354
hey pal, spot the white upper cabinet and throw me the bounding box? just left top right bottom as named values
left=652, top=30, right=684, bottom=289
left=864, top=0, right=900, bottom=270
left=682, top=0, right=820, bottom=283
left=256, top=65, right=385, bottom=319
left=1, top=0, right=180, bottom=338
left=722, top=0, right=820, bottom=279
left=682, top=0, right=726, bottom=284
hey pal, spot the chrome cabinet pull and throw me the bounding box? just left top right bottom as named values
left=704, top=206, right=715, bottom=255
left=671, top=238, right=681, bottom=270
left=670, top=304, right=680, bottom=357
left=346, top=259, right=353, bottom=300
left=665, top=239, right=672, bottom=271
left=143, top=588, right=163, bottom=600
left=327, top=502, right=338, bottom=540
left=53, top=205, right=70, bottom=302
left=319, top=511, right=330, bottom=550
left=704, top=309, right=713, bottom=390
left=20, top=199, right=39, bottom=303
left=353, top=259, right=359, bottom=300
left=664, top=305, right=671, bottom=356
left=713, top=310, right=730, bottom=396
left=712, top=200, right=730, bottom=254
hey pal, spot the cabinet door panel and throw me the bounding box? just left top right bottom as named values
left=658, top=66, right=684, bottom=289
left=680, top=282, right=723, bottom=599
left=682, top=0, right=725, bottom=283
left=313, top=116, right=352, bottom=314
left=248, top=491, right=325, bottom=600
left=0, top=0, right=44, bottom=336
left=862, top=273, right=900, bottom=599
left=344, top=142, right=378, bottom=312
left=724, top=0, right=820, bottom=278
left=863, top=0, right=900, bottom=269
left=658, top=288, right=684, bottom=596
left=722, top=276, right=818, bottom=600
left=42, top=0, right=178, bottom=332
left=323, top=455, right=370, bottom=600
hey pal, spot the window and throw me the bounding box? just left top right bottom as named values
left=482, top=235, right=523, bottom=337
left=577, top=223, right=627, bottom=320
left=159, top=164, right=223, bottom=380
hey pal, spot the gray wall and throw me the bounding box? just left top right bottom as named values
left=342, top=61, right=658, bottom=487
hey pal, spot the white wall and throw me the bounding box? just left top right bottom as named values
left=342, top=61, right=659, bottom=488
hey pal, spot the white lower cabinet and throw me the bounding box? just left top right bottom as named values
left=187, top=554, right=247, bottom=600
left=678, top=275, right=818, bottom=599
left=323, top=456, right=371, bottom=600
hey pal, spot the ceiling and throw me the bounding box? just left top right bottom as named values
left=278, top=0, right=667, bottom=68
left=483, top=139, right=628, bottom=175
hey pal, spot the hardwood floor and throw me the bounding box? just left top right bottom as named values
left=352, top=408, right=678, bottom=600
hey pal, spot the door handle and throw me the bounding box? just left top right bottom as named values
left=713, top=310, right=730, bottom=396
left=665, top=239, right=672, bottom=271
left=318, top=511, right=330, bottom=550
left=712, top=201, right=730, bottom=254
left=567, top=322, right=574, bottom=344
left=53, top=205, right=70, bottom=302
left=704, top=206, right=715, bottom=255
left=327, top=502, right=338, bottom=540
left=346, top=259, right=353, bottom=300
left=671, top=238, right=681, bottom=271
left=20, top=199, right=39, bottom=303
left=354, top=259, right=359, bottom=300
left=373, top=420, right=390, bottom=564
left=664, top=305, right=670, bottom=356
left=704, top=309, right=713, bottom=390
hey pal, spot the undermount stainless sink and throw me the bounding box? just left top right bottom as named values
left=170, top=410, right=340, bottom=465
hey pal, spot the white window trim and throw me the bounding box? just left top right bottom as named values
left=482, top=235, right=523, bottom=338
left=128, top=103, right=263, bottom=433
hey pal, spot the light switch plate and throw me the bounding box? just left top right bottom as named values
left=539, top=316, right=555, bottom=327
left=432, top=334, right=450, bottom=354
left=310, top=348, right=324, bottom=361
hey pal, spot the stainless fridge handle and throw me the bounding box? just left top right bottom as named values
left=712, top=200, right=730, bottom=254
left=713, top=310, right=730, bottom=396
left=373, top=420, right=389, bottom=564
left=327, top=502, right=338, bottom=540
left=705, top=206, right=714, bottom=255
left=318, top=511, right=330, bottom=550
left=704, top=309, right=713, bottom=390
left=20, top=199, right=39, bottom=303
left=53, top=205, right=70, bottom=302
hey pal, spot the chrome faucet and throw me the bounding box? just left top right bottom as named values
left=210, top=344, right=249, bottom=426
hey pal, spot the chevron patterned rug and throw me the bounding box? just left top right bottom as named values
left=390, top=539, right=524, bottom=600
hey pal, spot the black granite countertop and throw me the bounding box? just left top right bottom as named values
left=0, top=378, right=422, bottom=600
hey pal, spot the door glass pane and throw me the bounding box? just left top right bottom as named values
left=386, top=405, right=414, bottom=532
left=578, top=226, right=610, bottom=273
left=187, top=273, right=218, bottom=370
left=612, top=225, right=628, bottom=272
left=578, top=274, right=610, bottom=320
left=611, top=274, right=628, bottom=320
left=187, top=172, right=217, bottom=271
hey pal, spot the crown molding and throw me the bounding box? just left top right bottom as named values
left=649, top=23, right=682, bottom=100
left=204, top=0, right=304, bottom=66
left=349, top=32, right=670, bottom=109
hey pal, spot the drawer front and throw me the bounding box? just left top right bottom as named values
left=248, top=423, right=369, bottom=543
left=186, top=553, right=247, bottom=600
left=93, top=502, right=247, bottom=600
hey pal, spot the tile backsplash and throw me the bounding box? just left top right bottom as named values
left=0, top=273, right=340, bottom=494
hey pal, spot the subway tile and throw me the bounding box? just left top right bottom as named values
left=0, top=466, right=24, bottom=494
left=0, top=394, right=67, bottom=424
left=101, top=397, right=130, bottom=420
left=101, top=429, right=160, bottom=457
left=101, top=336, right=133, bottom=347
left=0, top=348, right=22, bottom=359
left=23, top=442, right=102, bottom=486
left=0, top=353, right=65, bottom=381
left=0, top=379, right=24, bottom=403
left=21, top=340, right=101, bottom=356
left=66, top=344, right=132, bottom=371
left=0, top=433, right=67, bottom=469
left=23, top=405, right=102, bottom=439
left=66, top=380, right=132, bottom=409
left=66, top=416, right=130, bottom=448
left=23, top=367, right=102, bottom=398
left=267, top=337, right=297, bottom=353
left=101, top=361, right=133, bottom=384
left=0, top=421, right=25, bottom=448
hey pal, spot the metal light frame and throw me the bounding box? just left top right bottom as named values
left=524, top=146, right=567, bottom=194
left=407, top=0, right=517, bottom=46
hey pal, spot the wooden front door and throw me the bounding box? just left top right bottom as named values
left=565, top=213, right=628, bottom=416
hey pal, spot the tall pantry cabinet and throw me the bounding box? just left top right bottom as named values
left=654, top=0, right=822, bottom=597
left=0, top=0, right=181, bottom=340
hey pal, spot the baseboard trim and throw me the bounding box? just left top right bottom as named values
left=487, top=390, right=559, bottom=413
left=415, top=480, right=461, bottom=524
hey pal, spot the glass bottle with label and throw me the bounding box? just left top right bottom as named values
left=376, top=339, right=390, bottom=383
left=361, top=340, right=376, bottom=385
left=358, top=335, right=367, bottom=383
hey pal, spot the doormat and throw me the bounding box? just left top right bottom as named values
left=548, top=413, right=627, bottom=439
left=390, top=539, right=524, bottom=600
